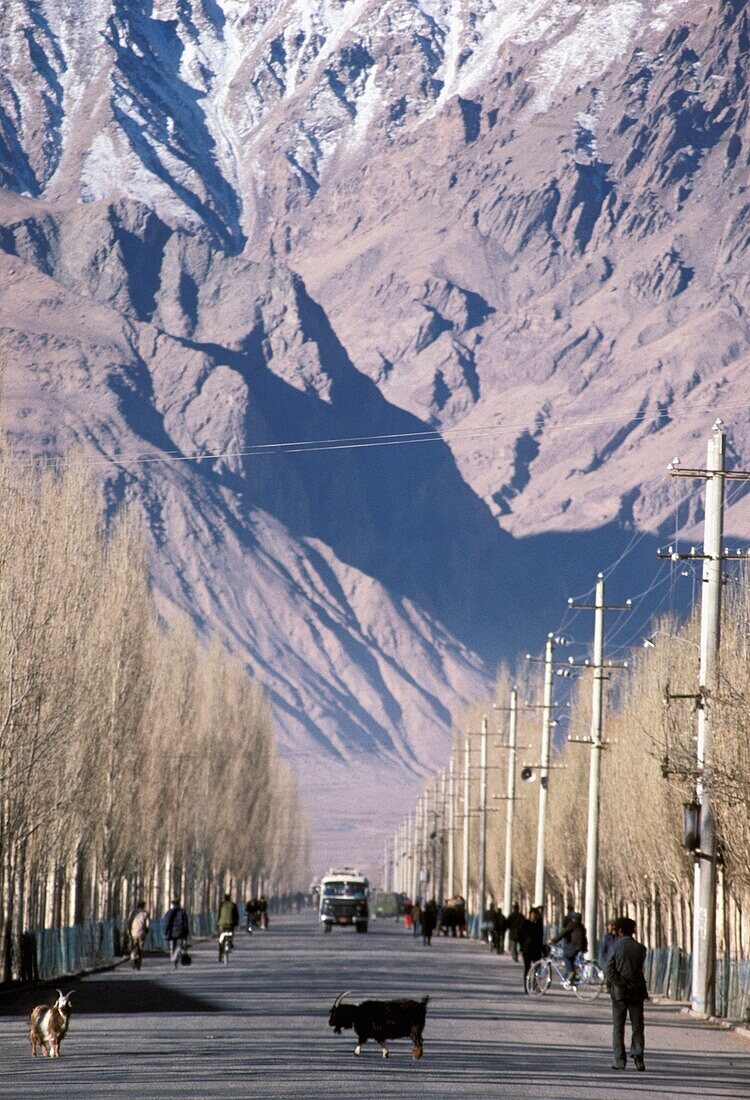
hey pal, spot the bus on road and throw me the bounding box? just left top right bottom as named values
left=319, top=868, right=369, bottom=933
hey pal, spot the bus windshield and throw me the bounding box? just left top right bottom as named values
left=322, top=881, right=367, bottom=899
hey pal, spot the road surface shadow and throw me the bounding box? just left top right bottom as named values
left=0, top=977, right=219, bottom=1017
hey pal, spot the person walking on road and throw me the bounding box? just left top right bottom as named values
left=128, top=900, right=150, bottom=970
left=600, top=919, right=618, bottom=993
left=604, top=916, right=648, bottom=1072
left=456, top=896, right=467, bottom=938
left=411, top=901, right=422, bottom=938
left=421, top=899, right=438, bottom=946
left=551, top=910, right=588, bottom=985
left=245, top=897, right=257, bottom=932
left=492, top=906, right=507, bottom=954
left=163, top=897, right=190, bottom=969
left=601, top=920, right=618, bottom=966
left=520, top=907, right=544, bottom=991
left=507, top=903, right=524, bottom=961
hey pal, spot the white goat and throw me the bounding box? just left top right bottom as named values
left=29, top=989, right=73, bottom=1057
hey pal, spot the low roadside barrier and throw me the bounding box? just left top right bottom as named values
left=716, top=957, right=750, bottom=1021
left=22, top=909, right=216, bottom=983
left=645, top=945, right=692, bottom=1003
left=644, top=946, right=750, bottom=1021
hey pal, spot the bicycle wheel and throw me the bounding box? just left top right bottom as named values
left=526, top=959, right=551, bottom=996
left=574, top=959, right=605, bottom=1001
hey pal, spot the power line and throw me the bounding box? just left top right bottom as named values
left=604, top=567, right=675, bottom=653
left=12, top=396, right=750, bottom=472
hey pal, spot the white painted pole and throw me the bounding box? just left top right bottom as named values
left=584, top=575, right=605, bottom=955
left=534, top=634, right=555, bottom=908
left=692, top=427, right=724, bottom=1017
left=462, top=732, right=471, bottom=904
left=438, top=770, right=447, bottom=904
left=503, top=688, right=518, bottom=946
left=447, top=755, right=456, bottom=897
left=478, top=715, right=488, bottom=922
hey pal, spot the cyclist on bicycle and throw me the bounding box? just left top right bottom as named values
left=550, top=911, right=587, bottom=986
left=217, top=893, right=239, bottom=961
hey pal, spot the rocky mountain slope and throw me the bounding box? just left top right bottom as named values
left=1, top=0, right=749, bottom=865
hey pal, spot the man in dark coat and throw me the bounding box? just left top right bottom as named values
left=551, top=911, right=588, bottom=985
left=163, top=897, right=190, bottom=969
left=520, top=907, right=544, bottom=991
left=421, top=899, right=438, bottom=946
left=507, top=903, right=524, bottom=960
left=492, top=906, right=507, bottom=954
left=600, top=920, right=618, bottom=967
left=604, top=916, right=648, bottom=1071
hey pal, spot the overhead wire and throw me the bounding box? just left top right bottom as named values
left=12, top=395, right=750, bottom=472
left=15, top=382, right=750, bottom=668
left=603, top=471, right=750, bottom=658
left=604, top=566, right=675, bottom=654
left=606, top=578, right=680, bottom=658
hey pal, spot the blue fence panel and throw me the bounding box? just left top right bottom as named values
left=644, top=945, right=691, bottom=1003
left=716, top=957, right=750, bottom=1022
left=34, top=921, right=117, bottom=981
left=30, top=910, right=215, bottom=982
left=144, top=909, right=215, bottom=951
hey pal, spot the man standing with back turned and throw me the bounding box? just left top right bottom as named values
left=163, top=897, right=190, bottom=969
left=604, top=916, right=648, bottom=1072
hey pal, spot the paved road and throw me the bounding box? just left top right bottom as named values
left=1, top=914, right=748, bottom=1098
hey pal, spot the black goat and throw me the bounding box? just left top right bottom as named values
left=328, top=990, right=429, bottom=1059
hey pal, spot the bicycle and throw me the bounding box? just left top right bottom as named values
left=526, top=947, right=606, bottom=1001
left=218, top=929, right=234, bottom=965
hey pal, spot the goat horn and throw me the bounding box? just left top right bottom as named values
left=56, top=989, right=64, bottom=1000
left=332, top=990, right=351, bottom=1009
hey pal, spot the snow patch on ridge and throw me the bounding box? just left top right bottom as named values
left=532, top=2, right=644, bottom=114
left=430, top=0, right=695, bottom=118
left=351, top=67, right=382, bottom=145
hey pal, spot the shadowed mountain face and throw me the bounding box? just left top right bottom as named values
left=0, top=0, right=748, bottom=863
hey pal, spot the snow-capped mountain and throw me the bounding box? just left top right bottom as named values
left=1, top=0, right=748, bottom=865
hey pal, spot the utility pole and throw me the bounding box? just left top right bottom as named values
left=585, top=577, right=606, bottom=956
left=401, top=820, right=407, bottom=893
left=462, top=731, right=471, bottom=905
left=663, top=422, right=747, bottom=1016
left=534, top=634, right=555, bottom=907
left=415, top=796, right=420, bottom=906
left=568, top=576, right=630, bottom=954
left=694, top=428, right=725, bottom=1018
left=447, top=755, right=456, bottom=898
left=409, top=810, right=418, bottom=903
left=438, top=770, right=447, bottom=905
left=421, top=787, right=430, bottom=899
left=478, top=715, right=489, bottom=919
left=393, top=830, right=398, bottom=892
left=503, top=688, right=518, bottom=940
left=400, top=820, right=407, bottom=894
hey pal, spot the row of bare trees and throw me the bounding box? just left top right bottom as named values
left=0, top=450, right=308, bottom=980
left=398, top=577, right=750, bottom=959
